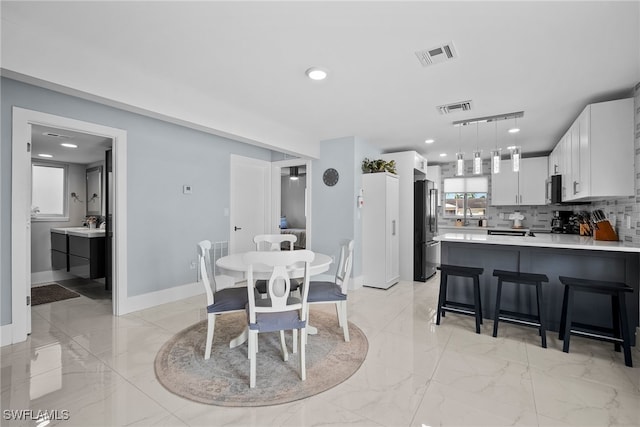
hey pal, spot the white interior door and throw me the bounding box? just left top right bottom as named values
left=229, top=155, right=271, bottom=254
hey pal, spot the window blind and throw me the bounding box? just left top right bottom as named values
left=443, top=176, right=488, bottom=193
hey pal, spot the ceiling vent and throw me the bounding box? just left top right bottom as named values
left=415, top=42, right=458, bottom=67
left=437, top=100, right=472, bottom=115
left=43, top=132, right=71, bottom=139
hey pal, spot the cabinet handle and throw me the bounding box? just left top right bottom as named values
left=520, top=194, right=522, bottom=204
left=554, top=164, right=558, bottom=174
left=573, top=181, right=579, bottom=195
left=545, top=181, right=549, bottom=202
left=392, top=220, right=396, bottom=236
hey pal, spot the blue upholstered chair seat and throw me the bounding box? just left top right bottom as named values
left=246, top=297, right=305, bottom=333
left=308, top=282, right=347, bottom=303
left=206, top=287, right=249, bottom=313
left=249, top=311, right=306, bottom=333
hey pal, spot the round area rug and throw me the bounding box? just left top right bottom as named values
left=154, top=309, right=368, bottom=406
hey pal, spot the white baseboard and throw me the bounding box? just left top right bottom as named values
left=31, top=270, right=76, bottom=285
left=1, top=323, right=14, bottom=346
left=118, top=281, right=203, bottom=315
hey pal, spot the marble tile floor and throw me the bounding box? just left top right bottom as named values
left=2, top=272, right=639, bottom=427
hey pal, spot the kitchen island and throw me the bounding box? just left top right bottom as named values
left=435, top=232, right=639, bottom=344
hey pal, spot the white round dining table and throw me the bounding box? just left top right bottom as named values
left=216, top=252, right=332, bottom=280
left=215, top=251, right=333, bottom=347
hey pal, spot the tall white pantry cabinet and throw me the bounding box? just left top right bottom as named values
left=362, top=172, right=400, bottom=289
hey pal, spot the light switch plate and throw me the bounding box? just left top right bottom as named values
left=183, top=185, right=193, bottom=195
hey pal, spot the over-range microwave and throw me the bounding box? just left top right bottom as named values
left=546, top=174, right=562, bottom=204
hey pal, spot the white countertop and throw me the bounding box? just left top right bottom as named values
left=435, top=232, right=640, bottom=253
left=51, top=227, right=106, bottom=238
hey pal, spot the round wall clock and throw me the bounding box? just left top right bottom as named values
left=323, top=168, right=339, bottom=186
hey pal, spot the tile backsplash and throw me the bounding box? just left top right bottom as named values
left=437, top=161, right=569, bottom=231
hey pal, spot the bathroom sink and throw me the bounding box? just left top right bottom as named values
left=51, top=227, right=105, bottom=237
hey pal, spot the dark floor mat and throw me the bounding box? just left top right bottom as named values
left=31, top=283, right=81, bottom=306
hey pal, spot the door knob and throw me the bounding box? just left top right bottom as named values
left=234, top=226, right=242, bottom=231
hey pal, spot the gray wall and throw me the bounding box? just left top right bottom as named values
left=1, top=77, right=273, bottom=325
left=311, top=136, right=379, bottom=278
left=30, top=161, right=87, bottom=275
left=281, top=175, right=306, bottom=229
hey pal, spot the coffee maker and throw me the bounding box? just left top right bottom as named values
left=551, top=211, right=572, bottom=234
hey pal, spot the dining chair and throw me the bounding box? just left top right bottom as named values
left=197, top=240, right=249, bottom=360
left=307, top=239, right=354, bottom=342
left=253, top=234, right=298, bottom=294
left=253, top=234, right=297, bottom=251
left=244, top=249, right=315, bottom=388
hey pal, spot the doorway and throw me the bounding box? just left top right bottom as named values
left=29, top=123, right=112, bottom=301
left=272, top=158, right=312, bottom=250
left=11, top=107, right=128, bottom=343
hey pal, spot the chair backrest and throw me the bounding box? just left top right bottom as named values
left=243, top=250, right=315, bottom=323
left=253, top=234, right=296, bottom=251
left=335, top=239, right=355, bottom=294
left=197, top=240, right=217, bottom=304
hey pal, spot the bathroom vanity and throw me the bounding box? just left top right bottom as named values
left=51, top=227, right=106, bottom=279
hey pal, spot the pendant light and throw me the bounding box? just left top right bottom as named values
left=491, top=120, right=501, bottom=174
left=455, top=126, right=465, bottom=176
left=289, top=166, right=299, bottom=181
left=510, top=117, right=521, bottom=172
left=511, top=146, right=521, bottom=172
left=472, top=122, right=482, bottom=175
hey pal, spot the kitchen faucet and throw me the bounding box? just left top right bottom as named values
left=464, top=206, right=472, bottom=225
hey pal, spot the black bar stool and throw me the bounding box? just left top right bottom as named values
left=558, top=276, right=634, bottom=367
left=492, top=270, right=549, bottom=348
left=436, top=264, right=484, bottom=333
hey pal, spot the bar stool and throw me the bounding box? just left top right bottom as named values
left=436, top=264, right=484, bottom=334
left=559, top=276, right=634, bottom=367
left=492, top=270, right=549, bottom=348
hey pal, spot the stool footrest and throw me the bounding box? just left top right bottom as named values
left=569, top=329, right=624, bottom=344
left=497, top=310, right=540, bottom=322
left=498, top=315, right=541, bottom=328
left=442, top=305, right=476, bottom=317
left=571, top=322, right=614, bottom=336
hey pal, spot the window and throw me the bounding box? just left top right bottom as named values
left=443, top=176, right=488, bottom=218
left=32, top=162, right=68, bottom=221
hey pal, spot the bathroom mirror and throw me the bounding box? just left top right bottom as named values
left=86, top=166, right=103, bottom=216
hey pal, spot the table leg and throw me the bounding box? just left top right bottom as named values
left=230, top=326, right=248, bottom=348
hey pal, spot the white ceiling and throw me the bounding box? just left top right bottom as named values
left=2, top=1, right=639, bottom=162
left=31, top=124, right=112, bottom=164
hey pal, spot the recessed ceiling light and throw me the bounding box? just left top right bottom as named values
left=60, top=143, right=78, bottom=148
left=38, top=153, right=53, bottom=158
left=305, top=67, right=328, bottom=81
left=508, top=128, right=520, bottom=133
left=439, top=153, right=447, bottom=157
left=425, top=139, right=435, bottom=144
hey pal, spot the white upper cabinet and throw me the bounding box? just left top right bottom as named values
left=491, top=157, right=548, bottom=206
left=560, top=98, right=634, bottom=202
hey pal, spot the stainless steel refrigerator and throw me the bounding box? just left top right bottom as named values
left=414, top=179, right=439, bottom=281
